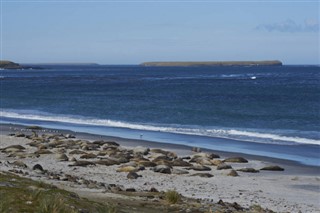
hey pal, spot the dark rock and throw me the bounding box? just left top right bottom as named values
left=150, top=187, right=159, bottom=192
left=223, top=157, right=248, bottom=163
left=217, top=163, right=232, bottom=170
left=260, top=165, right=285, bottom=171
left=33, top=164, right=43, bottom=171
left=126, top=188, right=136, bottom=192
left=127, top=172, right=142, bottom=179
left=237, top=168, right=259, bottom=173
left=191, top=173, right=214, bottom=178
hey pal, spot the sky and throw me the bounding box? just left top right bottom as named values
left=1, top=0, right=319, bottom=65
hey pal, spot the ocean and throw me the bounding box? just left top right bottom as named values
left=1, top=65, right=319, bottom=166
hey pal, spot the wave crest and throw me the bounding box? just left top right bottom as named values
left=0, top=109, right=319, bottom=145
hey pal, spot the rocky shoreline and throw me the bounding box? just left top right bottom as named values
left=0, top=125, right=319, bottom=212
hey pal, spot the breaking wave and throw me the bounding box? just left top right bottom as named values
left=1, top=109, right=319, bottom=146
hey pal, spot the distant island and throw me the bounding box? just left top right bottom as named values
left=0, top=60, right=23, bottom=69
left=141, top=60, right=283, bottom=67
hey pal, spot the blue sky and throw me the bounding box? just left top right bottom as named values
left=1, top=1, right=319, bottom=64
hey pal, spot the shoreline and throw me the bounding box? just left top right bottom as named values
left=1, top=116, right=318, bottom=167
left=1, top=123, right=319, bottom=175
left=1, top=123, right=320, bottom=212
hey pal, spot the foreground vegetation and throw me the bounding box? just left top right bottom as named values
left=0, top=172, right=115, bottom=213
left=0, top=171, right=275, bottom=213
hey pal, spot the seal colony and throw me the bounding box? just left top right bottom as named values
left=0, top=125, right=319, bottom=212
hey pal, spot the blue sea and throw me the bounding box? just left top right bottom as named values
left=1, top=65, right=319, bottom=166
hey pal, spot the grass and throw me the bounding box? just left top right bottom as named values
left=0, top=172, right=275, bottom=213
left=165, top=190, right=181, bottom=204
left=0, top=172, right=116, bottom=213
left=36, top=195, right=78, bottom=213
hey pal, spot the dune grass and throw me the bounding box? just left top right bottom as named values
left=0, top=172, right=115, bottom=213
left=165, top=190, right=181, bottom=204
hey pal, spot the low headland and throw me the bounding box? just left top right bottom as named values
left=0, top=60, right=44, bottom=70
left=0, top=60, right=23, bottom=69
left=0, top=123, right=319, bottom=213
left=141, top=60, right=283, bottom=67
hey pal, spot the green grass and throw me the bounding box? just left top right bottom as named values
left=0, top=172, right=275, bottom=213
left=0, top=172, right=116, bottom=213
left=165, top=190, right=181, bottom=204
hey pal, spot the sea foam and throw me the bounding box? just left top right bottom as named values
left=1, top=109, right=319, bottom=146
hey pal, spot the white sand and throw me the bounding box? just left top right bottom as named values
left=0, top=135, right=319, bottom=213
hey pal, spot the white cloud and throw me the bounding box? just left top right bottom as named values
left=256, top=19, right=319, bottom=33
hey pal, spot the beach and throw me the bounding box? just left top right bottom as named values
left=1, top=124, right=319, bottom=213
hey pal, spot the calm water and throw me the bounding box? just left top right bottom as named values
left=1, top=65, right=319, bottom=165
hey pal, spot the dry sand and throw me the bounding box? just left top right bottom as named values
left=0, top=125, right=319, bottom=213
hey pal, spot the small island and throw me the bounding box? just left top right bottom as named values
left=141, top=60, right=283, bottom=67
left=0, top=60, right=23, bottom=69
